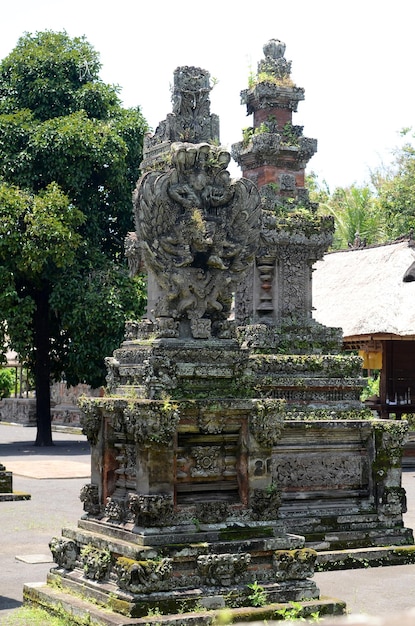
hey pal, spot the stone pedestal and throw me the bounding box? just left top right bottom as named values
left=0, top=463, right=30, bottom=502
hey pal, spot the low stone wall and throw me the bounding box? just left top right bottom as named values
left=0, top=397, right=36, bottom=425
left=0, top=383, right=102, bottom=428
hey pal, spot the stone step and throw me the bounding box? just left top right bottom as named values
left=64, top=520, right=305, bottom=558
left=23, top=577, right=346, bottom=625
left=316, top=544, right=415, bottom=571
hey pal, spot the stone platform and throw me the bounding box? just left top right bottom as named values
left=0, top=463, right=30, bottom=501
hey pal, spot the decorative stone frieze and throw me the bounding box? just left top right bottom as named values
left=197, top=552, right=251, bottom=586
left=198, top=501, right=230, bottom=524
left=273, top=454, right=366, bottom=489
left=273, top=548, right=317, bottom=581
left=115, top=556, right=173, bottom=593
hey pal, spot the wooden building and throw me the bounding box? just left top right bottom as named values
left=313, top=239, right=415, bottom=418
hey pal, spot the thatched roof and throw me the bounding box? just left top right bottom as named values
left=312, top=240, right=415, bottom=339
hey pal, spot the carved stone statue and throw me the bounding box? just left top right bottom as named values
left=133, top=141, right=260, bottom=338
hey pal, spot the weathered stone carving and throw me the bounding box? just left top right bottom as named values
left=273, top=548, right=317, bottom=581
left=381, top=486, right=407, bottom=516
left=197, top=553, right=251, bottom=586
left=197, top=412, right=227, bottom=434
left=80, top=545, right=111, bottom=581
left=250, top=399, right=285, bottom=446
left=129, top=493, right=174, bottom=527
left=123, top=401, right=180, bottom=445
left=115, top=556, right=173, bottom=593
left=104, top=497, right=124, bottom=522
left=251, top=484, right=281, bottom=520
left=133, top=141, right=260, bottom=337
left=190, top=445, right=222, bottom=478
left=49, top=537, right=78, bottom=570
left=79, top=402, right=101, bottom=445
left=273, top=455, right=364, bottom=489
left=80, top=483, right=100, bottom=516
left=258, top=38, right=291, bottom=79
left=198, top=501, right=230, bottom=524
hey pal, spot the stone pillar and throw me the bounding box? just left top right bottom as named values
left=232, top=39, right=333, bottom=330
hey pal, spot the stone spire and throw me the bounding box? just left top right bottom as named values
left=140, top=66, right=220, bottom=172
left=232, top=39, right=335, bottom=341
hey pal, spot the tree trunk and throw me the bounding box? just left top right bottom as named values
left=33, top=286, right=53, bottom=446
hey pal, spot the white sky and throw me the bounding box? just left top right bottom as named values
left=1, top=0, right=414, bottom=191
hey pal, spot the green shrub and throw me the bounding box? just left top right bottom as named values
left=0, top=368, right=14, bottom=399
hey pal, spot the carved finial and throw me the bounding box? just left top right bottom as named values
left=263, top=39, right=286, bottom=60
left=257, top=39, right=292, bottom=80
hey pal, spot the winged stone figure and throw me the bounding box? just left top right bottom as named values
left=133, top=142, right=260, bottom=336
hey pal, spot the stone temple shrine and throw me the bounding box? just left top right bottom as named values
left=24, top=40, right=413, bottom=625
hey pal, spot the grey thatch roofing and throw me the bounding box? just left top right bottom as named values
left=312, top=240, right=415, bottom=339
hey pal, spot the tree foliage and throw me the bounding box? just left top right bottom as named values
left=309, top=129, right=415, bottom=250
left=0, top=31, right=148, bottom=444
left=371, top=129, right=415, bottom=240
left=322, top=184, right=386, bottom=249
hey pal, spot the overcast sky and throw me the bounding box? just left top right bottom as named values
left=1, top=0, right=414, bottom=190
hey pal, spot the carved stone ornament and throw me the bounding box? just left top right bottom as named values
left=123, top=401, right=180, bottom=445
left=272, top=548, right=317, bottom=581
left=80, top=483, right=100, bottom=516
left=250, top=485, right=282, bottom=521
left=115, top=556, right=173, bottom=593
left=129, top=493, right=174, bottom=527
left=273, top=454, right=364, bottom=489
left=250, top=399, right=285, bottom=446
left=78, top=401, right=101, bottom=445
left=133, top=142, right=260, bottom=336
left=198, top=501, right=230, bottom=524
left=104, top=497, right=124, bottom=522
left=258, top=38, right=292, bottom=79
left=381, top=486, right=407, bottom=516
left=80, top=545, right=111, bottom=581
left=190, top=445, right=222, bottom=478
left=197, top=552, right=251, bottom=586
left=49, top=537, right=78, bottom=570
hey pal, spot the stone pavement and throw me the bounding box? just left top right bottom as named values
left=2, top=421, right=415, bottom=622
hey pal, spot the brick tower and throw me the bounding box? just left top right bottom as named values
left=232, top=39, right=334, bottom=336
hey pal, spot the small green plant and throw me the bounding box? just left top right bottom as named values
left=248, top=70, right=295, bottom=89
left=275, top=600, right=307, bottom=621
left=360, top=375, right=380, bottom=401
left=146, top=606, right=163, bottom=617
left=247, top=580, right=267, bottom=607
left=0, top=367, right=14, bottom=399
left=242, top=126, right=254, bottom=146
left=281, top=122, right=301, bottom=146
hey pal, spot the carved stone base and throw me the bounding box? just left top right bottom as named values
left=43, top=517, right=324, bottom=621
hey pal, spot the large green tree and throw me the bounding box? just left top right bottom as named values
left=0, top=31, right=147, bottom=445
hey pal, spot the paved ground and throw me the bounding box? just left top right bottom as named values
left=2, top=422, right=415, bottom=622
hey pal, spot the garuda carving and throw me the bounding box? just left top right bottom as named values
left=133, top=142, right=260, bottom=337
